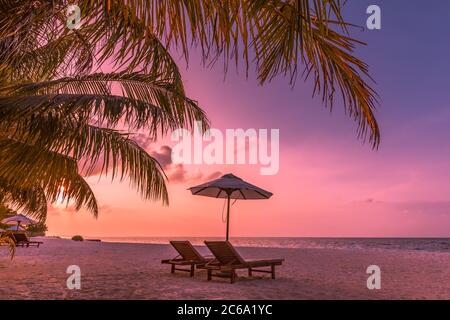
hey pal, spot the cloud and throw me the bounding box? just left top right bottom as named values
left=132, top=133, right=153, bottom=150
left=168, top=164, right=188, bottom=183
left=150, top=145, right=221, bottom=184
left=150, top=145, right=172, bottom=168
left=206, top=171, right=222, bottom=180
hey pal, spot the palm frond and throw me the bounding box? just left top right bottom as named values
left=0, top=177, right=47, bottom=221
left=77, top=0, right=378, bottom=146
left=5, top=29, right=94, bottom=82
left=0, top=139, right=98, bottom=217
left=0, top=0, right=380, bottom=221
left=4, top=116, right=169, bottom=204
left=1, top=72, right=209, bottom=135
left=0, top=233, right=15, bottom=259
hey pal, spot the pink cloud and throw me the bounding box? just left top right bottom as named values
left=149, top=145, right=172, bottom=168
left=150, top=145, right=221, bottom=184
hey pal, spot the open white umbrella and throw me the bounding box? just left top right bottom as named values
left=1, top=214, right=37, bottom=230
left=189, top=173, right=272, bottom=240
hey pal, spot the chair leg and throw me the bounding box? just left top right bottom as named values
left=207, top=269, right=212, bottom=281
left=230, top=271, right=236, bottom=284
left=171, top=264, right=175, bottom=274
left=271, top=265, right=275, bottom=279
left=248, top=268, right=252, bottom=277
left=190, top=264, right=195, bottom=277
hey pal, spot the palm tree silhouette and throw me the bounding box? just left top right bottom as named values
left=0, top=0, right=379, bottom=232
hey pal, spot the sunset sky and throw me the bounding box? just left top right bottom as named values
left=47, top=1, right=450, bottom=237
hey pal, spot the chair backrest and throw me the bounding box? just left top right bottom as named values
left=204, top=241, right=245, bottom=265
left=170, top=241, right=204, bottom=261
left=12, top=232, right=29, bottom=243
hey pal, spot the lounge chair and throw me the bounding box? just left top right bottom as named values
left=11, top=232, right=43, bottom=248
left=161, top=241, right=213, bottom=277
left=204, top=241, right=284, bottom=283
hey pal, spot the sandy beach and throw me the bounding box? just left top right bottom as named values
left=0, top=237, right=448, bottom=300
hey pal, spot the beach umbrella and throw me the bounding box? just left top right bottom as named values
left=189, top=173, right=272, bottom=240
left=1, top=214, right=37, bottom=230
left=6, top=225, right=26, bottom=231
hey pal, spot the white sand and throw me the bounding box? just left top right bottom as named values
left=0, top=237, right=448, bottom=299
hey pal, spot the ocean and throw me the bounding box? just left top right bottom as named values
left=94, top=237, right=450, bottom=253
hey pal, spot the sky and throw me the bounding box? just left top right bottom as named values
left=47, top=1, right=450, bottom=237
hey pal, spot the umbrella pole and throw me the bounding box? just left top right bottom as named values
left=226, top=194, right=231, bottom=241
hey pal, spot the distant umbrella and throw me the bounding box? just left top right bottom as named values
left=6, top=225, right=26, bottom=231
left=1, top=214, right=37, bottom=230
left=189, top=173, right=272, bottom=240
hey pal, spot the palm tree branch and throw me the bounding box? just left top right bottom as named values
left=0, top=139, right=99, bottom=217
left=4, top=116, right=169, bottom=205
left=1, top=72, right=209, bottom=134
left=0, top=177, right=48, bottom=221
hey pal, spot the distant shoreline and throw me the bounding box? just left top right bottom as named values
left=45, top=236, right=450, bottom=253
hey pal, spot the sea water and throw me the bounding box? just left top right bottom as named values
left=92, top=237, right=450, bottom=253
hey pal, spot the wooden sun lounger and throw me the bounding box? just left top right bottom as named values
left=11, top=232, right=43, bottom=248
left=204, top=241, right=284, bottom=283
left=161, top=241, right=213, bottom=277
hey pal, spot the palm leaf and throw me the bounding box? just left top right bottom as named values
left=0, top=234, right=15, bottom=259
left=78, top=0, right=379, bottom=145
left=0, top=177, right=47, bottom=221
left=0, top=0, right=380, bottom=220
left=1, top=72, right=209, bottom=135
left=0, top=139, right=99, bottom=217
left=3, top=116, right=169, bottom=204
